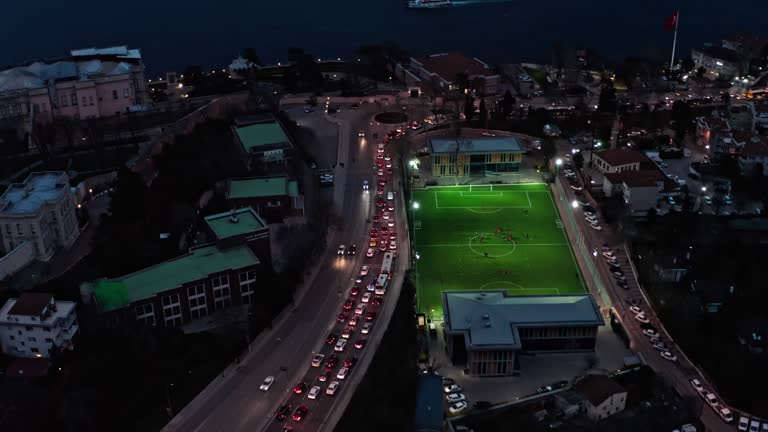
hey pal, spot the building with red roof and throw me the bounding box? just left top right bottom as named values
left=397, top=52, right=500, bottom=100
left=738, top=134, right=768, bottom=176
left=592, top=149, right=648, bottom=174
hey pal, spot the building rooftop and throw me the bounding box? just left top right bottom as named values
left=694, top=46, right=741, bottom=64
left=227, top=176, right=300, bottom=200
left=604, top=170, right=663, bottom=188
left=574, top=374, right=626, bottom=406
left=594, top=149, right=648, bottom=167
left=233, top=121, right=292, bottom=154
left=6, top=293, right=53, bottom=316
left=414, top=373, right=443, bottom=432
left=0, top=295, right=76, bottom=326
left=204, top=207, right=266, bottom=240
left=740, top=135, right=768, bottom=157
left=429, top=136, right=524, bottom=154
left=413, top=52, right=495, bottom=83
left=0, top=172, right=70, bottom=215
left=89, top=244, right=259, bottom=312
left=442, top=291, right=604, bottom=350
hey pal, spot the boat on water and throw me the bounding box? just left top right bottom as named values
left=407, top=0, right=452, bottom=8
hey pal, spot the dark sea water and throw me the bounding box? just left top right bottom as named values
left=3, top=0, right=768, bottom=76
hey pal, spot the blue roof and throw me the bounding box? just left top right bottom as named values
left=442, top=291, right=604, bottom=350
left=414, top=373, right=443, bottom=432
left=429, top=136, right=524, bottom=154
left=0, top=172, right=70, bottom=215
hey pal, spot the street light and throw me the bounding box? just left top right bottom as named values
left=571, top=200, right=579, bottom=209
left=413, top=202, right=420, bottom=209
left=701, top=186, right=707, bottom=193
left=555, top=158, right=563, bottom=176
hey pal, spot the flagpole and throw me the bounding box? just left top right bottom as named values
left=669, top=9, right=680, bottom=70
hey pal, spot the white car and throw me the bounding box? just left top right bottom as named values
left=382, top=212, right=390, bottom=220
left=635, top=313, right=650, bottom=324
left=377, top=169, right=384, bottom=176
left=603, top=251, right=615, bottom=259
left=360, top=265, right=369, bottom=276
left=336, top=367, right=349, bottom=380
left=326, top=381, right=340, bottom=395
left=337, top=245, right=346, bottom=255
left=355, top=303, right=366, bottom=315
left=308, top=385, right=321, bottom=399
left=449, top=401, right=468, bottom=414
left=703, top=392, right=719, bottom=407
left=260, top=376, right=275, bottom=391
left=590, top=223, right=602, bottom=231
left=387, top=219, right=395, bottom=227
left=362, top=292, right=372, bottom=303
left=738, top=416, right=749, bottom=431
left=612, top=272, right=626, bottom=281
left=585, top=214, right=598, bottom=223
left=311, top=353, right=325, bottom=367
left=363, top=180, right=369, bottom=190
left=718, top=407, right=734, bottom=423
left=366, top=248, right=375, bottom=257
left=660, top=351, right=677, bottom=362
left=652, top=342, right=667, bottom=351
left=629, top=306, right=643, bottom=315
left=390, top=240, right=397, bottom=250
left=444, top=384, right=462, bottom=394
left=334, top=339, right=347, bottom=352
left=446, top=393, right=466, bottom=403
left=749, top=420, right=760, bottom=432
left=643, top=329, right=659, bottom=338
left=358, top=131, right=365, bottom=137
left=690, top=378, right=704, bottom=393
left=377, top=144, right=385, bottom=153
left=361, top=322, right=373, bottom=334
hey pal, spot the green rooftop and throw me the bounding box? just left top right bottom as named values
left=228, top=176, right=300, bottom=200
left=204, top=208, right=266, bottom=240
left=234, top=122, right=291, bottom=153
left=90, top=244, right=259, bottom=312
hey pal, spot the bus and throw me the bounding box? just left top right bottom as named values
left=381, top=252, right=394, bottom=275
left=374, top=273, right=389, bottom=295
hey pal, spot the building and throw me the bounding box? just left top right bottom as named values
left=728, top=102, right=755, bottom=131
left=738, top=134, right=768, bottom=175
left=232, top=115, right=295, bottom=169
left=429, top=136, right=524, bottom=177
left=0, top=46, right=147, bottom=123
left=0, top=172, right=79, bottom=261
left=398, top=52, right=500, bottom=99
left=0, top=293, right=78, bottom=358
left=691, top=46, right=742, bottom=78
left=695, top=116, right=730, bottom=156
left=691, top=280, right=734, bottom=314
left=722, top=33, right=768, bottom=61
left=226, top=176, right=304, bottom=223
left=442, top=291, right=604, bottom=377
left=414, top=373, right=443, bottom=432
left=592, top=149, right=647, bottom=174
left=652, top=254, right=689, bottom=283
left=573, top=374, right=627, bottom=421
left=603, top=171, right=665, bottom=213
left=203, top=207, right=271, bottom=265
left=737, top=318, right=768, bottom=354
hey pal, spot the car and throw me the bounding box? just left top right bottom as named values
left=569, top=183, right=583, bottom=191
left=643, top=328, right=659, bottom=338
left=337, top=312, right=348, bottom=323
left=360, top=265, right=370, bottom=276
left=317, top=371, right=329, bottom=382
left=341, top=326, right=354, bottom=339
left=350, top=286, right=360, bottom=296
left=362, top=292, right=372, bottom=303
left=660, top=351, right=677, bottom=362
left=376, top=187, right=384, bottom=195
left=446, top=393, right=466, bottom=403
left=377, top=169, right=384, bottom=176
left=625, top=297, right=637, bottom=306
left=358, top=131, right=365, bottom=137
left=379, top=242, right=388, bottom=252
left=260, top=376, right=275, bottom=391
left=372, top=214, right=380, bottom=223
left=386, top=168, right=393, bottom=175
left=603, top=251, right=616, bottom=259
left=362, top=180, right=369, bottom=190
left=738, top=417, right=750, bottom=431
left=474, top=401, right=492, bottom=409
left=348, top=315, right=358, bottom=326
left=390, top=240, right=397, bottom=250
left=326, top=381, right=340, bottom=395
left=652, top=342, right=667, bottom=351
left=311, top=354, right=325, bottom=367
left=690, top=378, right=704, bottom=393
left=635, top=313, right=650, bottom=324
left=585, top=215, right=598, bottom=223
left=537, top=385, right=553, bottom=393
left=369, top=238, right=377, bottom=247
left=308, top=385, right=321, bottom=399
left=343, top=356, right=358, bottom=368
left=590, top=223, right=602, bottom=231
left=343, top=299, right=353, bottom=310
left=441, top=377, right=455, bottom=386
left=704, top=196, right=712, bottom=205
left=761, top=422, right=768, bottom=432
left=382, top=212, right=390, bottom=220
left=444, top=384, right=462, bottom=394
left=303, top=105, right=313, bottom=113
left=724, top=195, right=733, bottom=205
left=387, top=204, right=395, bottom=211
left=334, top=339, right=347, bottom=351
left=326, top=333, right=338, bottom=345
left=366, top=248, right=375, bottom=257
left=325, top=354, right=338, bottom=370
left=275, top=404, right=291, bottom=420
left=337, top=245, right=345, bottom=255
left=384, top=154, right=392, bottom=161
left=293, top=382, right=308, bottom=394
left=292, top=406, right=308, bottom=422
left=629, top=306, right=643, bottom=315
left=355, top=303, right=366, bottom=315
left=347, top=245, right=357, bottom=255
left=667, top=196, right=677, bottom=206
left=719, top=407, right=734, bottom=423
left=703, top=391, right=719, bottom=407
left=365, top=311, right=376, bottom=321
left=387, top=219, right=395, bottom=228
left=449, top=401, right=468, bottom=414
left=336, top=367, right=349, bottom=380
left=354, top=337, right=367, bottom=349
left=377, top=144, right=385, bottom=153
left=373, top=296, right=384, bottom=306
left=749, top=420, right=761, bottom=432
left=361, top=321, right=373, bottom=334
left=612, top=272, right=626, bottom=281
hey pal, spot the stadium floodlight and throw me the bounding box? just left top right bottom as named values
left=413, top=202, right=420, bottom=209
left=571, top=200, right=579, bottom=209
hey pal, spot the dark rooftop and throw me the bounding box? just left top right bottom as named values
left=573, top=374, right=626, bottom=406
left=8, top=293, right=53, bottom=317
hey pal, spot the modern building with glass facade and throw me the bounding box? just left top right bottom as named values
left=429, top=136, right=524, bottom=177
left=442, top=291, right=604, bottom=377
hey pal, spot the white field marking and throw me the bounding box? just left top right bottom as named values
left=460, top=191, right=502, bottom=197
left=468, top=233, right=517, bottom=257
left=466, top=208, right=502, bottom=214
left=418, top=243, right=568, bottom=247
left=478, top=280, right=561, bottom=294
left=526, top=192, right=532, bottom=207
left=546, top=190, right=587, bottom=292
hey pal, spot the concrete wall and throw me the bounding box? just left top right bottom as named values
left=0, top=241, right=34, bottom=280
left=73, top=171, right=118, bottom=203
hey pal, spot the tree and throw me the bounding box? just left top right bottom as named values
left=501, top=90, right=516, bottom=118
left=670, top=100, right=693, bottom=142
left=598, top=83, right=617, bottom=113
left=573, top=151, right=584, bottom=170
left=463, top=94, right=474, bottom=123
left=241, top=48, right=261, bottom=66
left=681, top=56, right=695, bottom=73
left=722, top=92, right=731, bottom=105
left=696, top=66, right=707, bottom=78
left=478, top=99, right=488, bottom=129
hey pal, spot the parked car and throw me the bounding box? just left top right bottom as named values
left=446, top=393, right=466, bottom=403
left=738, top=416, right=749, bottom=431
left=260, top=376, right=275, bottom=391
left=444, top=384, right=462, bottom=394
left=690, top=378, right=704, bottom=393
left=660, top=351, right=677, bottom=362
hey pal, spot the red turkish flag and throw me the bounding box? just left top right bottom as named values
left=664, top=11, right=678, bottom=32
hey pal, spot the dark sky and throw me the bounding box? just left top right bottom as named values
left=3, top=1, right=768, bottom=75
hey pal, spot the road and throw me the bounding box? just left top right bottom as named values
left=553, top=157, right=735, bottom=431
left=163, top=103, right=410, bottom=432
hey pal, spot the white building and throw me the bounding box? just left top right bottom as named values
left=0, top=172, right=79, bottom=260
left=592, top=149, right=647, bottom=174
left=574, top=374, right=627, bottom=421
left=0, top=293, right=79, bottom=358
left=691, top=46, right=741, bottom=78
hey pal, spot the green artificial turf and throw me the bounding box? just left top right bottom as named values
left=411, top=183, right=585, bottom=318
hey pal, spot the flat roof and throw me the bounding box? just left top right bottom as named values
left=234, top=121, right=292, bottom=153
left=227, top=176, right=300, bottom=200
left=7, top=293, right=52, bottom=316
left=0, top=172, right=69, bottom=215
left=90, top=244, right=259, bottom=312
left=413, top=52, right=495, bottom=83
left=443, top=291, right=604, bottom=350
left=594, top=149, right=648, bottom=167
left=429, top=136, right=524, bottom=154
left=414, top=373, right=443, bottom=432
left=204, top=207, right=266, bottom=240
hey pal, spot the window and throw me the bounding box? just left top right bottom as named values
left=212, top=275, right=231, bottom=309
left=17, top=224, right=22, bottom=235
left=112, top=90, right=118, bottom=100
left=134, top=303, right=155, bottom=326
left=88, top=96, right=94, bottom=105
left=162, top=294, right=182, bottom=327
left=25, top=326, right=32, bottom=331
left=28, top=336, right=36, bottom=342
left=31, top=348, right=38, bottom=353
left=82, top=96, right=87, bottom=106
left=30, top=224, right=36, bottom=234
left=239, top=270, right=256, bottom=304
left=9, top=335, right=15, bottom=340
left=187, top=284, right=208, bottom=319
left=71, top=94, right=78, bottom=106
left=123, top=88, right=130, bottom=98
left=33, top=103, right=40, bottom=113
left=4, top=224, right=9, bottom=234
left=45, top=338, right=53, bottom=343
